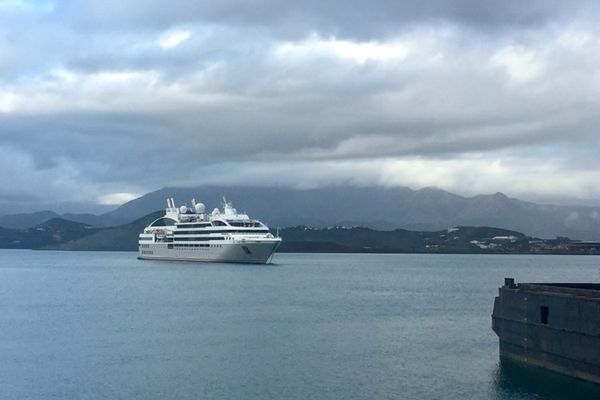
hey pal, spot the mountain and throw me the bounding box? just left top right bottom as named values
left=0, top=210, right=123, bottom=229
left=61, top=213, right=123, bottom=227
left=0, top=218, right=99, bottom=249
left=3, top=185, right=599, bottom=240
left=49, top=211, right=163, bottom=251
left=0, top=211, right=60, bottom=229
left=0, top=212, right=161, bottom=251
left=103, top=185, right=600, bottom=240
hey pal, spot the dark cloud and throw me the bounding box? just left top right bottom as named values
left=57, top=0, right=597, bottom=38
left=1, top=0, right=600, bottom=211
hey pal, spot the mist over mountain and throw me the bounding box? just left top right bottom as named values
left=103, top=185, right=600, bottom=240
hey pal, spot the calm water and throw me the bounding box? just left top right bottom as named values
left=1, top=250, right=599, bottom=399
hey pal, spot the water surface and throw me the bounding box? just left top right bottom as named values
left=1, top=250, right=599, bottom=399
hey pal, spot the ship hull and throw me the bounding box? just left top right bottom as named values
left=138, top=240, right=280, bottom=264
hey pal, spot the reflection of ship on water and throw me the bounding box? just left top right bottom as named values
left=493, top=358, right=600, bottom=400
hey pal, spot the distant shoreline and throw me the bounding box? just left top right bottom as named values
left=2, top=214, right=599, bottom=256
left=16, top=247, right=599, bottom=256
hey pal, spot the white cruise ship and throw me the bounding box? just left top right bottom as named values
left=138, top=197, right=281, bottom=264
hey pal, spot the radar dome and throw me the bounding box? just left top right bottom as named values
left=179, top=205, right=187, bottom=214
left=194, top=203, right=205, bottom=213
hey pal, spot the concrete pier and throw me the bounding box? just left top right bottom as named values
left=492, top=278, right=600, bottom=384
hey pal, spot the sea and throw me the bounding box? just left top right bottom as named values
left=1, top=250, right=599, bottom=400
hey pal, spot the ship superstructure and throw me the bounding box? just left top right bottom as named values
left=138, top=197, right=281, bottom=263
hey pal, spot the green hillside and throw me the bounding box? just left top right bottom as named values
left=47, top=211, right=163, bottom=251
left=277, top=226, right=528, bottom=253
left=0, top=218, right=99, bottom=249
left=0, top=211, right=591, bottom=254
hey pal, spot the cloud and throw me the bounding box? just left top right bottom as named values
left=152, top=155, right=600, bottom=202
left=274, top=34, right=411, bottom=64
left=0, top=144, right=143, bottom=212
left=158, top=29, right=192, bottom=49
left=98, top=192, right=141, bottom=205
left=378, top=157, right=600, bottom=200
left=54, top=1, right=600, bottom=39
left=491, top=46, right=544, bottom=84
left=1, top=1, right=600, bottom=211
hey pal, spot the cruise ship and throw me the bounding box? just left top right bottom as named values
left=138, top=197, right=281, bottom=263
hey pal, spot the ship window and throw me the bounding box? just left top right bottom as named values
left=227, top=221, right=264, bottom=227
left=176, top=223, right=211, bottom=228
left=540, top=306, right=549, bottom=324
left=150, top=217, right=177, bottom=227
left=212, top=220, right=228, bottom=226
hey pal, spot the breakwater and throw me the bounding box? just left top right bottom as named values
left=492, top=278, right=600, bottom=384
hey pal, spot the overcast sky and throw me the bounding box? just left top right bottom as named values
left=2, top=0, right=600, bottom=212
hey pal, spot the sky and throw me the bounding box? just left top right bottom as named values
left=2, top=0, right=600, bottom=213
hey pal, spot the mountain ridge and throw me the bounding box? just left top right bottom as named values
left=103, top=185, right=600, bottom=240
left=0, top=210, right=122, bottom=229
left=2, top=185, right=600, bottom=240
